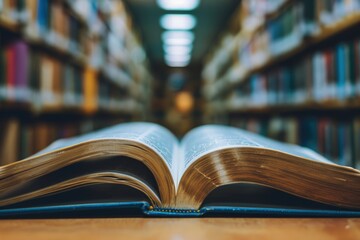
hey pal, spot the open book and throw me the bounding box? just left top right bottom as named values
left=0, top=122, right=359, bottom=217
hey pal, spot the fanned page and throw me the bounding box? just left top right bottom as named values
left=36, top=122, right=180, bottom=184
left=0, top=122, right=180, bottom=208
left=180, top=125, right=330, bottom=175
left=176, top=125, right=360, bottom=209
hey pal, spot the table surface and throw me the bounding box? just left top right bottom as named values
left=0, top=218, right=359, bottom=240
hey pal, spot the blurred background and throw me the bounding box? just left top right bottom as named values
left=0, top=0, right=359, bottom=169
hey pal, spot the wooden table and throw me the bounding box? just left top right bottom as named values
left=0, top=218, right=359, bottom=240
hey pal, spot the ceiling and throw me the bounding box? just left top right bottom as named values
left=123, top=0, right=240, bottom=68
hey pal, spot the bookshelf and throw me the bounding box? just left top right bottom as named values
left=202, top=0, right=360, bottom=169
left=0, top=0, right=153, bottom=165
left=228, top=101, right=360, bottom=115
left=205, top=12, right=360, bottom=100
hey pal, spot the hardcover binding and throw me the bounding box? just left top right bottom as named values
left=1, top=202, right=360, bottom=218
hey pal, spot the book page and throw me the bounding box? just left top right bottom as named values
left=233, top=128, right=332, bottom=163
left=35, top=122, right=179, bottom=178
left=179, top=125, right=331, bottom=176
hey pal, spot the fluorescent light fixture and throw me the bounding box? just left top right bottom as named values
left=157, top=0, right=200, bottom=10
left=162, top=31, right=194, bottom=45
left=165, top=59, right=191, bottom=66
left=164, top=45, right=192, bottom=55
left=165, top=54, right=191, bottom=62
left=165, top=60, right=190, bottom=67
left=160, top=14, right=196, bottom=30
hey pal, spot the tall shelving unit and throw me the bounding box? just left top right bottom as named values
left=0, top=0, right=154, bottom=165
left=202, top=0, right=360, bottom=169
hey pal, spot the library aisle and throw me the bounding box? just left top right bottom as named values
left=0, top=0, right=360, bottom=236
left=1, top=0, right=360, bottom=169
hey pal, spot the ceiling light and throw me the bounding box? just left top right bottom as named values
left=165, top=54, right=191, bottom=62
left=163, top=37, right=193, bottom=45
left=157, top=0, right=200, bottom=10
left=164, top=45, right=192, bottom=55
left=165, top=60, right=190, bottom=67
left=160, top=14, right=196, bottom=30
left=162, top=31, right=194, bottom=45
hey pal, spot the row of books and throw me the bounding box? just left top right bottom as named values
left=229, top=116, right=360, bottom=169
left=202, top=34, right=238, bottom=86
left=0, top=117, right=128, bottom=166
left=240, top=0, right=286, bottom=33
left=0, top=0, right=27, bottom=23
left=0, top=0, right=134, bottom=60
left=0, top=0, right=86, bottom=60
left=66, top=0, right=149, bottom=73
left=202, top=0, right=289, bottom=86
left=0, top=0, right=152, bottom=115
left=226, top=37, right=360, bottom=109
left=27, top=0, right=86, bottom=58
left=202, top=0, right=360, bottom=100
left=0, top=40, right=142, bottom=114
left=240, top=0, right=360, bottom=72
left=0, top=0, right=151, bottom=85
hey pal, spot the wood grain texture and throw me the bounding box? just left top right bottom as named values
left=0, top=218, right=359, bottom=240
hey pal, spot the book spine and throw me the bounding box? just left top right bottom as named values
left=14, top=41, right=30, bottom=102
left=37, top=0, right=49, bottom=35
left=356, top=38, right=360, bottom=96
left=336, top=44, right=346, bottom=101
left=0, top=45, right=6, bottom=101
left=231, top=33, right=360, bottom=109
left=5, top=45, right=15, bottom=100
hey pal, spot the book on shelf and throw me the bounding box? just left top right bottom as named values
left=0, top=39, right=141, bottom=113
left=228, top=37, right=360, bottom=109
left=23, top=0, right=85, bottom=56
left=221, top=0, right=360, bottom=91
left=0, top=117, right=129, bottom=164
left=0, top=0, right=152, bottom=113
left=205, top=0, right=360, bottom=98
left=0, top=40, right=32, bottom=102
left=0, top=0, right=27, bottom=24
left=0, top=122, right=359, bottom=217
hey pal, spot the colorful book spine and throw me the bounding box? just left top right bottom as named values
left=230, top=36, right=360, bottom=108
left=13, top=41, right=30, bottom=102
left=336, top=44, right=346, bottom=100
left=37, top=0, right=49, bottom=35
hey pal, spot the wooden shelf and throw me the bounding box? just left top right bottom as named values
left=216, top=13, right=360, bottom=98
left=24, top=35, right=86, bottom=67
left=0, top=102, right=33, bottom=116
left=0, top=101, right=137, bottom=119
left=0, top=20, right=86, bottom=67
left=228, top=100, right=360, bottom=115
left=0, top=17, right=21, bottom=33
left=97, top=108, right=136, bottom=117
